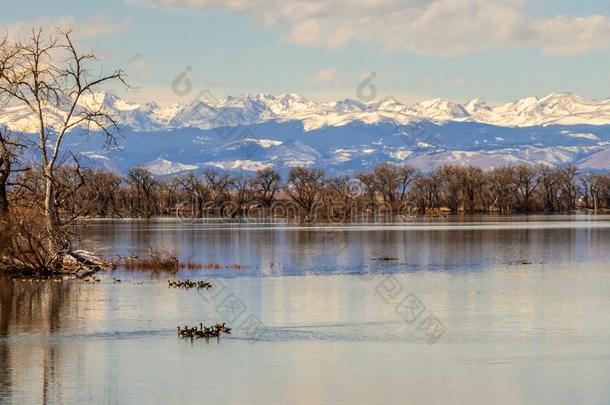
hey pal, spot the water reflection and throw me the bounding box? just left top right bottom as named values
left=2, top=220, right=610, bottom=404
left=79, top=220, right=610, bottom=277
left=0, top=279, right=77, bottom=403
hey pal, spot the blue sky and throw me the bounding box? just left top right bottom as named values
left=3, top=0, right=610, bottom=105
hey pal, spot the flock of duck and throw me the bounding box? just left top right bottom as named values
left=168, top=279, right=212, bottom=290
left=177, top=323, right=231, bottom=339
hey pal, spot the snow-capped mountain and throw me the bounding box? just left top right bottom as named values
left=6, top=90, right=610, bottom=131
left=3, top=91, right=610, bottom=174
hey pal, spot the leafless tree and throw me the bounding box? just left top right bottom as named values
left=437, top=165, right=463, bottom=214
left=488, top=167, right=515, bottom=213
left=411, top=172, right=441, bottom=213
left=323, top=176, right=359, bottom=221
left=127, top=168, right=158, bottom=218
left=202, top=168, right=232, bottom=215
left=284, top=167, right=325, bottom=220
left=515, top=165, right=540, bottom=212
left=370, top=163, right=417, bottom=212
left=462, top=165, right=485, bottom=213
left=78, top=169, right=123, bottom=217
left=250, top=167, right=280, bottom=208
left=557, top=165, right=578, bottom=211
left=579, top=172, right=595, bottom=210
left=356, top=172, right=377, bottom=211
left=230, top=175, right=253, bottom=218
left=0, top=28, right=127, bottom=251
left=538, top=165, right=559, bottom=213
left=176, top=172, right=210, bottom=218
left=0, top=128, right=26, bottom=217
left=592, top=174, right=610, bottom=210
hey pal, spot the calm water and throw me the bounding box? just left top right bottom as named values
left=2, top=216, right=610, bottom=404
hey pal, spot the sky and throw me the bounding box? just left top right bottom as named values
left=3, top=0, right=610, bottom=106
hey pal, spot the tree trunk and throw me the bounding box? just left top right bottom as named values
left=44, top=173, right=60, bottom=252
left=0, top=178, right=8, bottom=218
left=0, top=160, right=10, bottom=218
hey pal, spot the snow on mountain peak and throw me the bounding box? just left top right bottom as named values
left=413, top=98, right=469, bottom=121
left=465, top=98, right=491, bottom=114
left=143, top=158, right=198, bottom=176
left=334, top=98, right=367, bottom=113
left=4, top=91, right=610, bottom=132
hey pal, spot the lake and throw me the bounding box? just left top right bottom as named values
left=2, top=216, right=610, bottom=404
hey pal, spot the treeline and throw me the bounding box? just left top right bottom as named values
left=5, top=163, right=610, bottom=222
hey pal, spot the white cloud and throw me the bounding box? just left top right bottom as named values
left=76, top=17, right=131, bottom=38
left=2, top=16, right=130, bottom=41
left=146, top=0, right=610, bottom=56
left=530, top=15, right=610, bottom=56
left=310, top=67, right=337, bottom=84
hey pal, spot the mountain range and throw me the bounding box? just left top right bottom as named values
left=2, top=91, right=610, bottom=175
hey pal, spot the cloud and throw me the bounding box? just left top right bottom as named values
left=145, top=0, right=610, bottom=56
left=76, top=17, right=131, bottom=38
left=530, top=15, right=610, bottom=56
left=2, top=16, right=130, bottom=41
left=310, top=67, right=337, bottom=84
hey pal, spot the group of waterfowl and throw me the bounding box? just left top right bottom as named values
left=509, top=259, right=532, bottom=266
left=12, top=275, right=64, bottom=282
left=82, top=276, right=101, bottom=284
left=167, top=279, right=212, bottom=290
left=371, top=255, right=399, bottom=261
left=177, top=323, right=231, bottom=339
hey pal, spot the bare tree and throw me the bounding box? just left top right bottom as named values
left=515, top=165, right=540, bottom=212
left=557, top=165, right=578, bottom=212
left=370, top=163, right=417, bottom=212
left=462, top=165, right=485, bottom=213
left=488, top=166, right=515, bottom=213
left=411, top=172, right=441, bottom=213
left=356, top=172, right=377, bottom=211
left=127, top=168, right=158, bottom=218
left=0, top=128, right=25, bottom=217
left=579, top=172, right=595, bottom=210
left=538, top=166, right=559, bottom=213
left=0, top=28, right=127, bottom=251
left=250, top=167, right=280, bottom=208
left=284, top=167, right=325, bottom=220
left=230, top=175, right=253, bottom=218
left=438, top=165, right=463, bottom=214
left=592, top=174, right=610, bottom=210
left=176, top=172, right=210, bottom=218
left=78, top=169, right=123, bottom=217
left=202, top=168, right=232, bottom=215
left=323, top=176, right=359, bottom=221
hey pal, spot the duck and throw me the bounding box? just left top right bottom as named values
left=220, top=323, right=231, bottom=334
left=176, top=323, right=232, bottom=339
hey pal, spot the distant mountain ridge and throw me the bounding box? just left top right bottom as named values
left=5, top=91, right=610, bottom=132
left=2, top=91, right=610, bottom=175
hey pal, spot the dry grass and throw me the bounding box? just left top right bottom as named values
left=112, top=248, right=249, bottom=271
